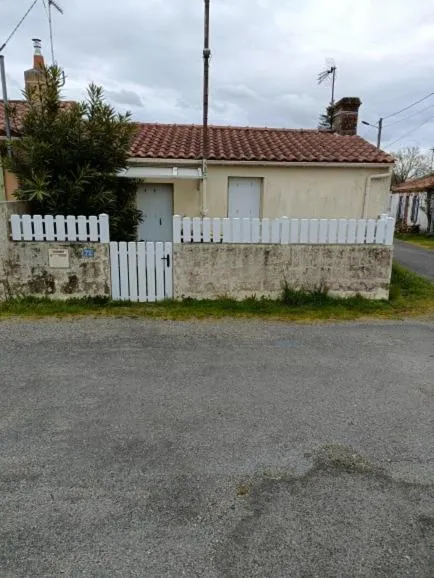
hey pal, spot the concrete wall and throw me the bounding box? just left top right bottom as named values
left=173, top=244, right=393, bottom=301
left=0, top=201, right=110, bottom=300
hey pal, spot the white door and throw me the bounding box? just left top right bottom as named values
left=228, top=177, right=261, bottom=218
left=137, top=184, right=173, bottom=241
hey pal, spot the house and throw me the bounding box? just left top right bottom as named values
left=1, top=41, right=395, bottom=242
left=390, top=174, right=434, bottom=232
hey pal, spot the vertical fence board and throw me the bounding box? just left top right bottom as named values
left=251, top=218, right=260, bottom=243
left=280, top=218, right=290, bottom=244
left=202, top=218, right=211, bottom=242
left=241, top=218, right=251, bottom=242
left=356, top=219, right=367, bottom=244
left=99, top=214, right=110, bottom=242
left=89, top=216, right=99, bottom=241
left=300, top=219, right=309, bottom=243
left=232, top=218, right=241, bottom=243
left=366, top=219, right=376, bottom=243
left=137, top=242, right=147, bottom=302
left=222, top=218, right=231, bottom=242
left=347, top=219, right=357, bottom=244
left=337, top=219, right=348, bottom=244
left=109, top=242, right=120, bottom=300
left=290, top=219, right=299, bottom=243
left=384, top=217, right=395, bottom=246
left=22, top=215, right=33, bottom=240
left=182, top=217, right=191, bottom=243
left=328, top=219, right=338, bottom=244
left=66, top=216, right=77, bottom=241
left=155, top=242, right=165, bottom=300
left=261, top=219, right=270, bottom=243
left=375, top=219, right=386, bottom=245
left=173, top=216, right=182, bottom=244
left=212, top=218, right=221, bottom=243
left=127, top=242, right=138, bottom=301
left=10, top=215, right=22, bottom=240
left=33, top=215, right=44, bottom=240
left=146, top=242, right=156, bottom=302
left=308, top=219, right=319, bottom=244
left=318, top=219, right=328, bottom=243
left=164, top=242, right=173, bottom=299
left=118, top=242, right=129, bottom=300
left=55, top=215, right=66, bottom=241
left=44, top=215, right=55, bottom=241
left=271, top=219, right=281, bottom=243
left=77, top=216, right=87, bottom=241
left=193, top=217, right=202, bottom=242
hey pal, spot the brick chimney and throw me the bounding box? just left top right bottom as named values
left=332, top=97, right=362, bottom=136
left=24, top=39, right=46, bottom=95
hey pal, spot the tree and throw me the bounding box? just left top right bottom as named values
left=318, top=104, right=335, bottom=131
left=3, top=66, right=141, bottom=241
left=391, top=146, right=431, bottom=187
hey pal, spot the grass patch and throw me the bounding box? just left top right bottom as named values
left=1, top=264, right=433, bottom=322
left=396, top=232, right=434, bottom=250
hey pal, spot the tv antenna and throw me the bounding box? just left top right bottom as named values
left=47, top=0, right=64, bottom=64
left=318, top=58, right=337, bottom=105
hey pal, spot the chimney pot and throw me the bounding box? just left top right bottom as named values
left=24, top=38, right=46, bottom=96
left=332, top=97, right=362, bottom=136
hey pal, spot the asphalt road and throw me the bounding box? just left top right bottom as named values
left=1, top=318, right=433, bottom=577
left=394, top=240, right=434, bottom=280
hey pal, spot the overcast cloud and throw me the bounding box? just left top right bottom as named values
left=1, top=0, right=434, bottom=152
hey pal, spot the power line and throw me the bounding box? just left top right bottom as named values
left=385, top=114, right=434, bottom=148
left=384, top=102, right=434, bottom=127
left=0, top=0, right=40, bottom=53
left=383, top=92, right=434, bottom=120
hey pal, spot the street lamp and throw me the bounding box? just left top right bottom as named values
left=362, top=118, right=383, bottom=149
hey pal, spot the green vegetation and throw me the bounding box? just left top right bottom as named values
left=395, top=233, right=434, bottom=250
left=0, top=264, right=433, bottom=322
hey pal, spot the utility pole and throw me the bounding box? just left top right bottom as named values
left=202, top=0, right=211, bottom=216
left=377, top=117, right=383, bottom=149
left=0, top=54, right=12, bottom=157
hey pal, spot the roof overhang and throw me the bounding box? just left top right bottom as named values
left=120, top=164, right=202, bottom=179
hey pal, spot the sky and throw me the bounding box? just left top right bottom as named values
left=1, top=0, right=434, bottom=152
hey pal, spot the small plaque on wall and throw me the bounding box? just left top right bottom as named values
left=48, top=248, right=70, bottom=269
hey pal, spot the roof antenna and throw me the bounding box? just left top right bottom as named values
left=318, top=58, right=337, bottom=106
left=48, top=0, right=63, bottom=65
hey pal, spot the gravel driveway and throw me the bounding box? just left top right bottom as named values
left=1, top=318, right=433, bottom=577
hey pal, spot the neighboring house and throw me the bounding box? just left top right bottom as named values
left=1, top=42, right=395, bottom=241
left=390, top=174, right=434, bottom=232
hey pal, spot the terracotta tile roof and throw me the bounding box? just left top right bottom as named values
left=392, top=174, right=434, bottom=193
left=1, top=101, right=394, bottom=164
left=130, top=124, right=394, bottom=164
left=0, top=100, right=31, bottom=136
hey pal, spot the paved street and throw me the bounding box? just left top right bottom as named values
left=394, top=240, right=434, bottom=280
left=1, top=318, right=433, bottom=577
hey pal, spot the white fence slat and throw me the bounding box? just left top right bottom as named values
left=281, top=218, right=290, bottom=244
left=182, top=217, right=191, bottom=243
left=10, top=215, right=22, bottom=240
left=318, top=219, right=328, bottom=243
left=22, top=214, right=33, bottom=241
left=375, top=218, right=386, bottom=245
left=290, top=219, right=299, bottom=243
left=66, top=215, right=77, bottom=241
left=337, top=219, right=348, bottom=244
left=146, top=242, right=156, bottom=302
left=89, top=216, right=98, bottom=241
left=356, top=219, right=367, bottom=244
left=223, top=218, right=231, bottom=242
left=366, top=219, right=376, bottom=243
left=77, top=216, right=87, bottom=241
left=308, top=219, right=319, bottom=244
left=212, top=218, right=221, bottom=243
left=300, top=219, right=309, bottom=243
left=33, top=215, right=44, bottom=240
left=110, top=242, right=120, bottom=300
left=328, top=219, right=338, bottom=243
left=99, top=214, right=110, bottom=242
left=55, top=215, right=66, bottom=241
left=251, top=218, right=260, bottom=243
left=118, top=242, right=129, bottom=300
left=127, top=242, right=138, bottom=301
left=202, top=218, right=211, bottom=243
left=241, top=218, right=251, bottom=243
left=164, top=242, right=173, bottom=299
left=192, top=217, right=202, bottom=242
left=347, top=219, right=357, bottom=244
left=261, top=218, right=270, bottom=243
left=271, top=219, right=281, bottom=243
left=137, top=242, right=147, bottom=302
left=155, top=242, right=165, bottom=300
left=44, top=215, right=55, bottom=241
left=385, top=217, right=395, bottom=246
left=232, top=218, right=241, bottom=243
left=173, top=216, right=182, bottom=244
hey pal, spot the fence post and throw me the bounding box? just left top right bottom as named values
left=99, top=214, right=110, bottom=242
left=173, top=215, right=182, bottom=244
left=384, top=217, right=395, bottom=246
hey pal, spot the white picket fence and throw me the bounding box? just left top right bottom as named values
left=110, top=241, right=173, bottom=302
left=173, top=215, right=395, bottom=246
left=10, top=214, right=110, bottom=242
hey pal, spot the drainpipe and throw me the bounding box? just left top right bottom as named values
left=362, top=171, right=391, bottom=218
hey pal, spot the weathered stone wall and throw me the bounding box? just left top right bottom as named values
left=173, top=244, right=393, bottom=301
left=0, top=201, right=110, bottom=300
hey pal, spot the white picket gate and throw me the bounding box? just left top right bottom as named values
left=110, top=242, right=172, bottom=302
